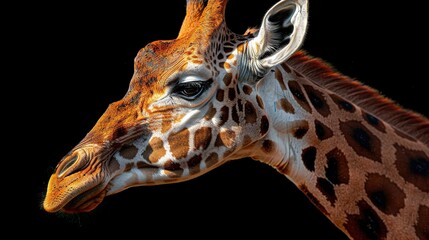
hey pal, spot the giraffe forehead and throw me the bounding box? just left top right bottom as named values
left=128, top=34, right=241, bottom=105
left=132, top=40, right=190, bottom=88
left=129, top=37, right=226, bottom=98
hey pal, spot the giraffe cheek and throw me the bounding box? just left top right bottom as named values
left=147, top=148, right=167, bottom=164
left=215, top=130, right=237, bottom=149
left=168, top=129, right=190, bottom=160
left=142, top=137, right=166, bottom=164
left=108, top=157, right=121, bottom=173
left=194, top=127, right=213, bottom=150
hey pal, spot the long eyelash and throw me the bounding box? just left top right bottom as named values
left=195, top=80, right=212, bottom=92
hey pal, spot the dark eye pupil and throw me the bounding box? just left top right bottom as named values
left=174, top=82, right=204, bottom=99
left=182, top=84, right=201, bottom=96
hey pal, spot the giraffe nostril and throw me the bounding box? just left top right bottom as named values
left=57, top=154, right=78, bottom=178
left=57, top=152, right=87, bottom=178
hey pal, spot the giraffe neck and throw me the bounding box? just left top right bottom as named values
left=250, top=51, right=429, bottom=239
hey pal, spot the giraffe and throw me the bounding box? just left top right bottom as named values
left=43, top=0, right=429, bottom=239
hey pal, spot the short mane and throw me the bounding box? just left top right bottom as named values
left=287, top=51, right=429, bottom=146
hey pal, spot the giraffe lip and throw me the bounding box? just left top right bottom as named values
left=62, top=182, right=107, bottom=213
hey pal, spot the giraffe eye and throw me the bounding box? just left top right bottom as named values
left=172, top=81, right=210, bottom=100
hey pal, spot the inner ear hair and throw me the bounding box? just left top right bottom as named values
left=260, top=5, right=296, bottom=59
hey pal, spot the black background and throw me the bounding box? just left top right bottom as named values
left=12, top=0, right=426, bottom=238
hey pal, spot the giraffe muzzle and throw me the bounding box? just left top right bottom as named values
left=43, top=145, right=111, bottom=213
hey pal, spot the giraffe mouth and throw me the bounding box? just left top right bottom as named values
left=61, top=182, right=108, bottom=214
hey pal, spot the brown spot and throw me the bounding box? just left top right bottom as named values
left=228, top=88, right=236, bottom=101
left=223, top=47, right=234, bottom=54
left=220, top=130, right=236, bottom=148
left=300, top=184, right=328, bottom=216
left=112, top=126, right=128, bottom=140
left=168, top=128, right=190, bottom=160
left=325, top=148, right=349, bottom=185
left=231, top=105, right=239, bottom=124
left=394, top=144, right=429, bottom=192
left=218, top=106, right=229, bottom=126
left=363, top=112, right=386, bottom=133
left=194, top=127, right=212, bottom=150
left=108, top=157, right=120, bottom=172
left=344, top=200, right=387, bottom=240
left=244, top=101, right=257, bottom=124
left=119, top=144, right=139, bottom=160
left=204, top=103, right=217, bottom=121
left=256, top=95, right=264, bottom=109
left=302, top=146, right=316, bottom=172
left=262, top=140, right=276, bottom=153
left=316, top=177, right=336, bottom=206
left=293, top=121, right=309, bottom=139
left=218, top=61, right=225, bottom=68
left=415, top=205, right=429, bottom=239
left=164, top=160, right=182, bottom=172
left=223, top=73, right=232, bottom=86
left=124, top=162, right=134, bottom=172
left=315, top=120, right=333, bottom=141
left=192, top=59, right=203, bottom=64
left=188, top=154, right=202, bottom=175
left=288, top=81, right=312, bottom=113
left=143, top=137, right=166, bottom=164
left=365, top=173, right=405, bottom=215
left=216, top=89, right=224, bottom=102
left=275, top=68, right=287, bottom=90
left=205, top=152, right=219, bottom=169
left=242, top=85, right=253, bottom=95
left=277, top=98, right=295, bottom=113
left=330, top=94, right=356, bottom=113
left=215, top=134, right=225, bottom=148
left=340, top=120, right=382, bottom=162
left=303, top=84, right=331, bottom=117
left=260, top=115, right=269, bottom=136
left=217, top=53, right=224, bottom=60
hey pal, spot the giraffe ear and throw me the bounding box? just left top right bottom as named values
left=246, top=0, right=308, bottom=77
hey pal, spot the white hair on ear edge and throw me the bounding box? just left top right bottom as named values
left=240, top=0, right=308, bottom=82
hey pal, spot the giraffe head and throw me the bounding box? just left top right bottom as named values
left=43, top=0, right=308, bottom=213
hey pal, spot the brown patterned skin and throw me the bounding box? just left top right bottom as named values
left=276, top=53, right=429, bottom=240
left=44, top=1, right=429, bottom=239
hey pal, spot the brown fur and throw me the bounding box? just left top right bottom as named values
left=287, top=51, right=429, bottom=146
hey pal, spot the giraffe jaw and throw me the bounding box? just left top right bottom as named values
left=60, top=182, right=108, bottom=213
